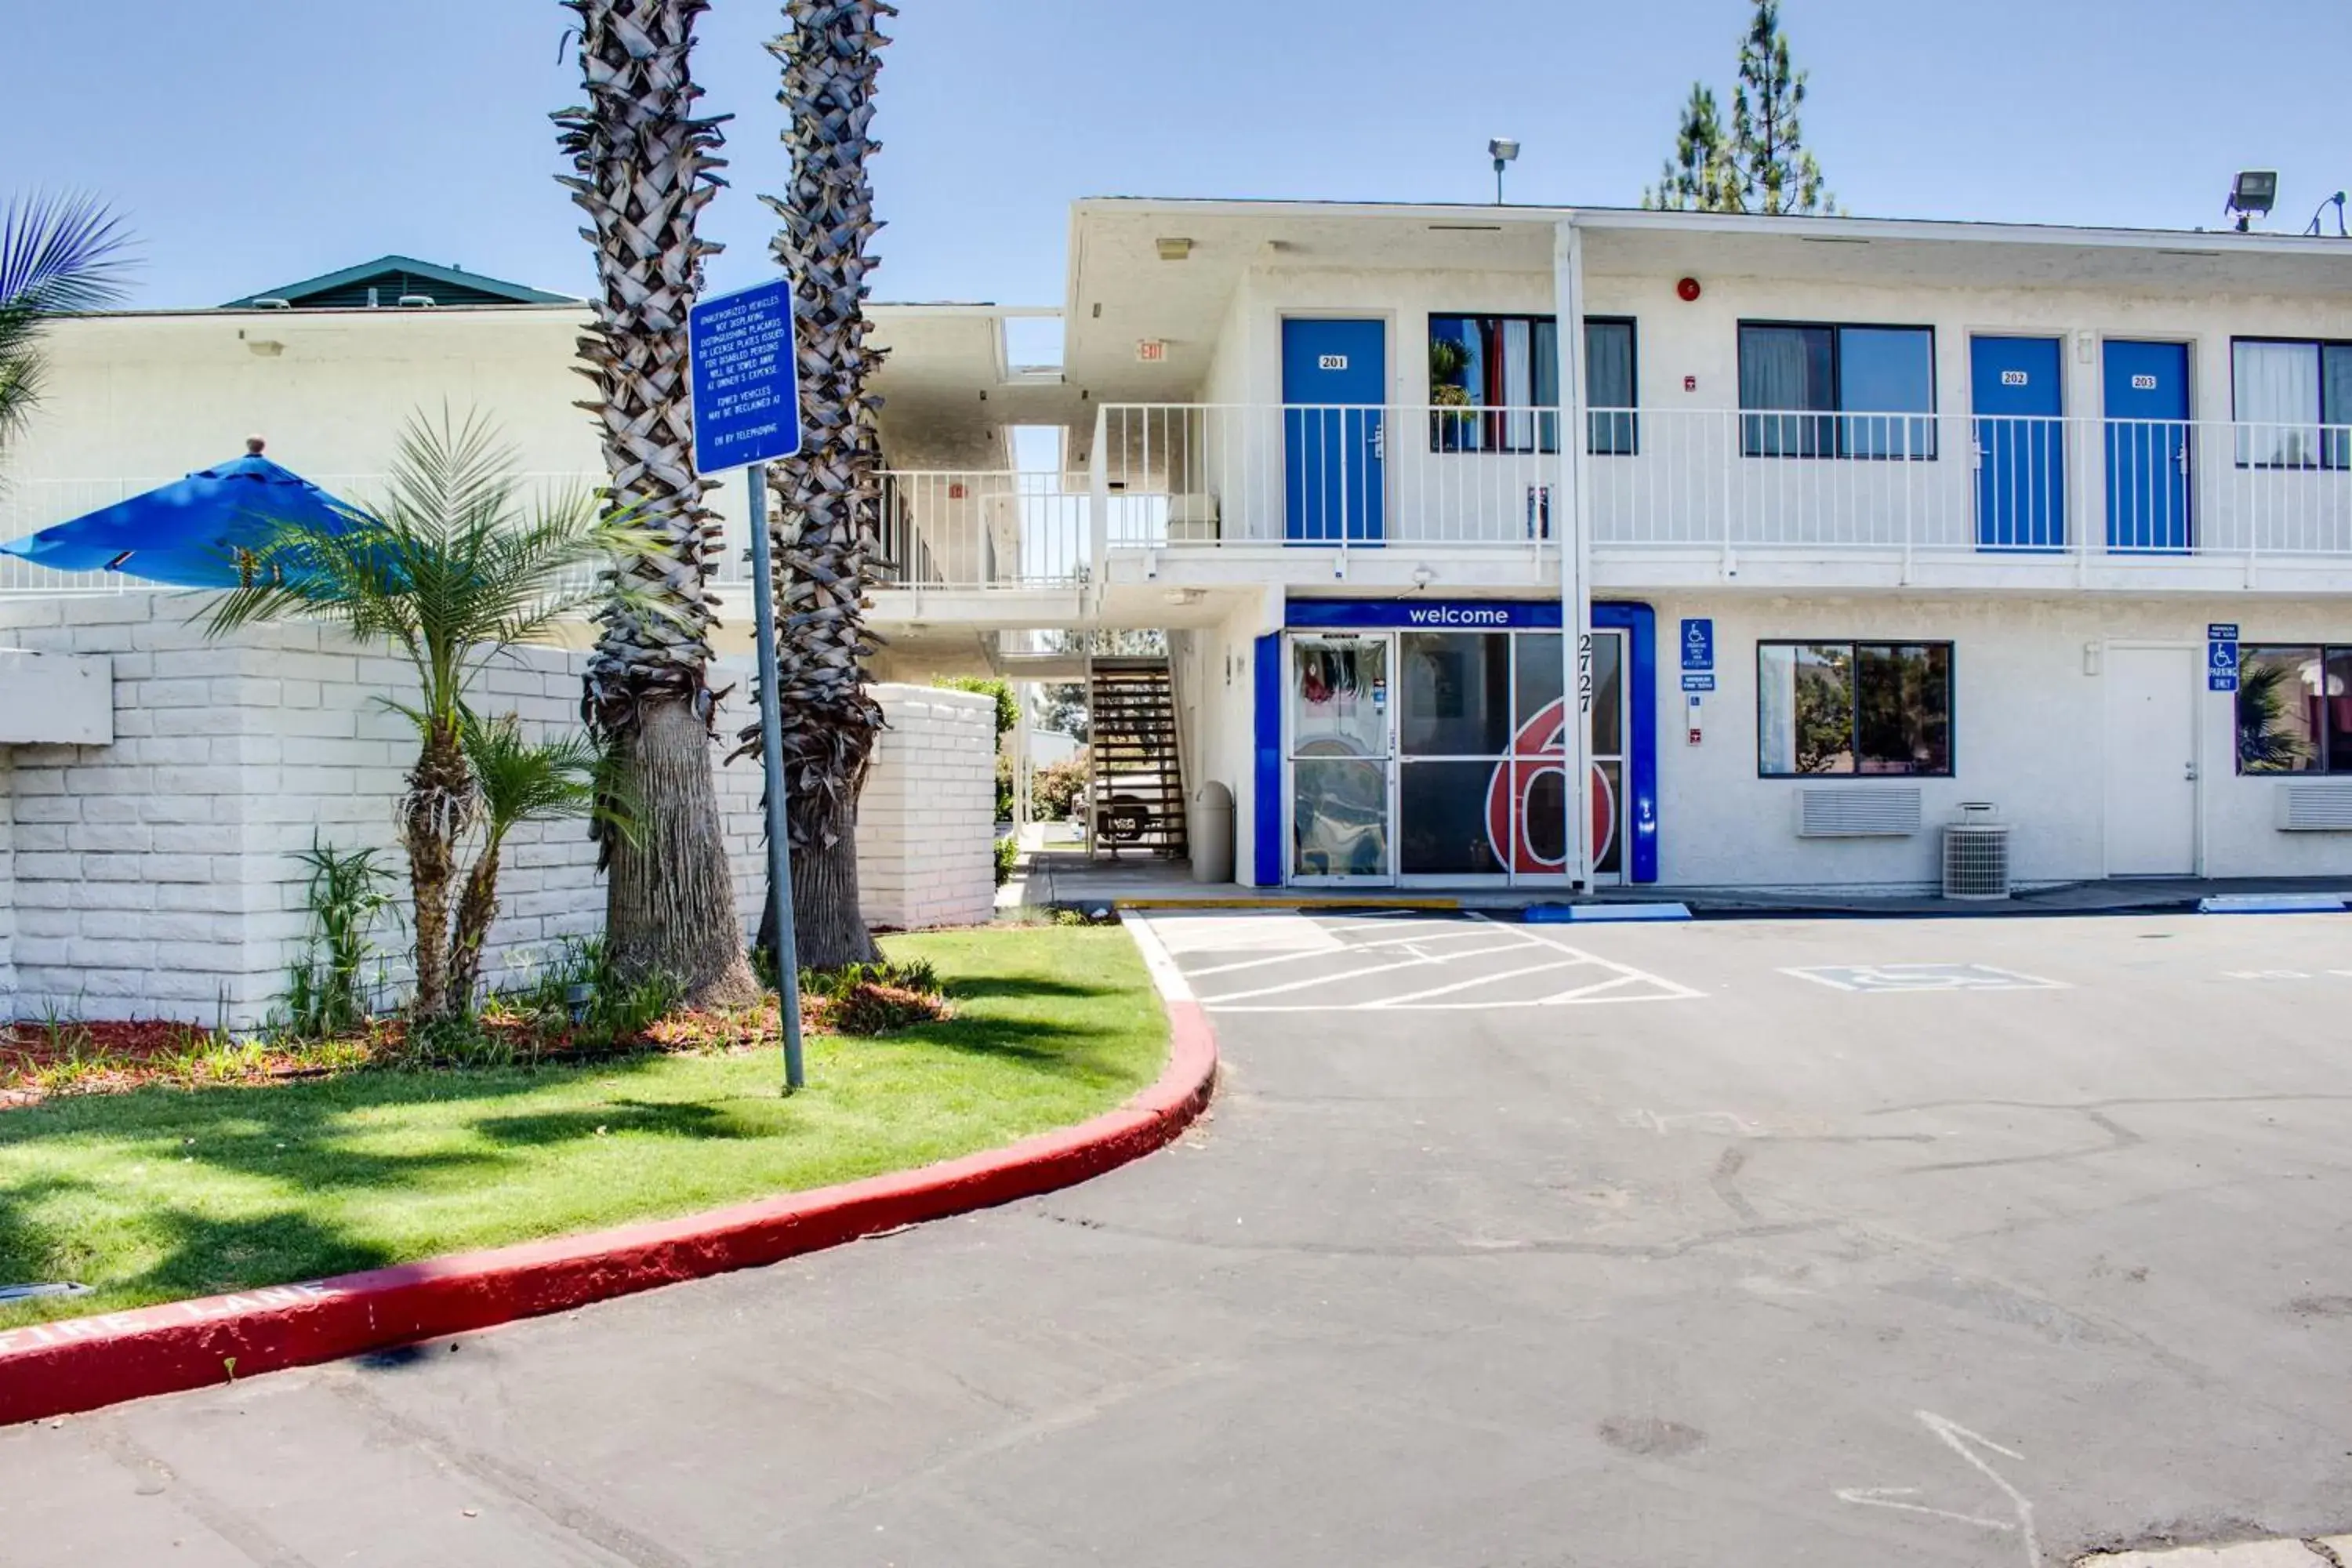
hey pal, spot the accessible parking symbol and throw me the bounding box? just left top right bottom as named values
left=1783, top=964, right=2064, bottom=993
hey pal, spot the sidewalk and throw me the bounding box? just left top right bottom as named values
left=1001, top=842, right=2352, bottom=920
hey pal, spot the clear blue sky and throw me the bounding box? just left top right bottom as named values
left=13, top=0, right=2352, bottom=318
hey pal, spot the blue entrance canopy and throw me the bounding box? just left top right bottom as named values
left=0, top=448, right=363, bottom=587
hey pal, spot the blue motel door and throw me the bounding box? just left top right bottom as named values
left=1282, top=318, right=1386, bottom=543
left=1971, top=336, right=2065, bottom=550
left=2103, top=340, right=2192, bottom=552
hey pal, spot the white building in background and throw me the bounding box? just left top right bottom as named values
left=10, top=206, right=2352, bottom=913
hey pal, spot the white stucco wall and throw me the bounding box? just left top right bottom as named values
left=854, top=684, right=997, bottom=931
left=0, top=595, right=771, bottom=1026
left=1639, top=590, right=2352, bottom=890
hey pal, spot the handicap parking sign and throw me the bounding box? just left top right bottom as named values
left=2209, top=635, right=2239, bottom=693
left=1681, top=619, right=1714, bottom=673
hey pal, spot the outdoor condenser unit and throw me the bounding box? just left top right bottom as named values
left=1941, top=802, right=2012, bottom=901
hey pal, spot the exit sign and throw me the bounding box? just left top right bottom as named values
left=1135, top=339, right=1167, bottom=364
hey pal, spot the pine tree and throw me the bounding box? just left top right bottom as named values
left=1642, top=2, right=1834, bottom=216
left=1641, top=84, right=1733, bottom=212
left=1725, top=0, right=1831, bottom=215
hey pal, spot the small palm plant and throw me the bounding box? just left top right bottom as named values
left=0, top=193, right=134, bottom=461
left=445, top=713, right=607, bottom=1009
left=207, top=408, right=656, bottom=1018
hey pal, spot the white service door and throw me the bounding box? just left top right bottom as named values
left=2103, top=645, right=2198, bottom=876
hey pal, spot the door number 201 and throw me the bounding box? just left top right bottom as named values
left=1318, top=354, right=1348, bottom=371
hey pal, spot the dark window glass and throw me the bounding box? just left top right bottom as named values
left=1401, top=633, right=1512, bottom=756
left=1741, top=322, right=1936, bottom=459
left=2325, top=345, right=2352, bottom=470
left=1759, top=641, right=1954, bottom=777
left=1428, top=314, right=1559, bottom=453
left=2237, top=645, right=2322, bottom=773
left=1856, top=644, right=1951, bottom=775
left=1586, top=318, right=1639, bottom=456
left=2329, top=649, right=2352, bottom=776
left=1400, top=761, right=1506, bottom=874
left=1590, top=632, right=1624, bottom=758
left=1514, top=632, right=1564, bottom=744
left=1838, top=328, right=1938, bottom=459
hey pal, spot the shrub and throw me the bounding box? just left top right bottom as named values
left=994, top=833, right=1020, bottom=887
left=1033, top=752, right=1088, bottom=820
left=275, top=837, right=397, bottom=1040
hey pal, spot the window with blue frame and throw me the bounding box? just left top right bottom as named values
left=1740, top=322, right=1937, bottom=459
left=2230, top=339, right=2352, bottom=469
left=1427, top=315, right=1638, bottom=456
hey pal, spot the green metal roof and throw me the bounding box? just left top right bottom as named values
left=221, top=255, right=575, bottom=310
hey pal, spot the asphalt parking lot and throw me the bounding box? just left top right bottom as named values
left=7, top=909, right=2352, bottom=1567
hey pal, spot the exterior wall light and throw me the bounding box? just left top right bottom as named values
left=1156, top=238, right=1193, bottom=261
left=1489, top=138, right=1520, bottom=205
left=2227, top=170, right=2278, bottom=231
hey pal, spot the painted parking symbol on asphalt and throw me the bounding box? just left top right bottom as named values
left=1143, top=911, right=1703, bottom=1014
left=1783, top=964, right=2065, bottom=994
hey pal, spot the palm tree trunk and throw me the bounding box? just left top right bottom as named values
left=746, top=0, right=893, bottom=971
left=446, top=839, right=503, bottom=1012
left=557, top=0, right=758, bottom=1007
left=606, top=698, right=760, bottom=992
left=402, top=719, right=470, bottom=1018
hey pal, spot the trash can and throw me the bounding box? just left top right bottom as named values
left=1191, top=780, right=1235, bottom=884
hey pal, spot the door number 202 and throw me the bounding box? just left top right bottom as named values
left=2000, top=370, right=2029, bottom=386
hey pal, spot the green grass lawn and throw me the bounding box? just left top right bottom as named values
left=0, top=927, right=1165, bottom=1329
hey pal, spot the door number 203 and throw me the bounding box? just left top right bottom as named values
left=2131, top=374, right=2158, bottom=390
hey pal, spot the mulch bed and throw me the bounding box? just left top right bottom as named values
left=0, top=983, right=951, bottom=1112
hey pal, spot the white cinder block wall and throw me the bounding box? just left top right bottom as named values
left=0, top=595, right=771, bottom=1027
left=854, top=684, right=998, bottom=931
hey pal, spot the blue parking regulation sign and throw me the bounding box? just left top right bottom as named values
left=2209, top=635, right=2240, bottom=692
left=1680, top=618, right=1715, bottom=672
left=689, top=279, right=801, bottom=474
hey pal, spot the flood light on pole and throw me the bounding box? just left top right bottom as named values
left=1490, top=138, right=1520, bottom=205
left=2227, top=169, right=2278, bottom=231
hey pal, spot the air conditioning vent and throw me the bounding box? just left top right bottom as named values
left=2277, top=781, right=2352, bottom=831
left=1795, top=786, right=1922, bottom=837
left=1942, top=802, right=2012, bottom=900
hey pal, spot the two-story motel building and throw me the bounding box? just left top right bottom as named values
left=11, top=201, right=2352, bottom=897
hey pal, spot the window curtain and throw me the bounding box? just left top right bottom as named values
left=1741, top=326, right=1833, bottom=456
left=2234, top=341, right=2320, bottom=467
left=1585, top=320, right=1635, bottom=456
left=1498, top=317, right=1536, bottom=450
left=2325, top=345, right=2352, bottom=468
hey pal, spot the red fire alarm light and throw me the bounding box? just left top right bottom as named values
left=1676, top=276, right=1702, bottom=302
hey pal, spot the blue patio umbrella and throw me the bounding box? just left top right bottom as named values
left=0, top=442, right=365, bottom=587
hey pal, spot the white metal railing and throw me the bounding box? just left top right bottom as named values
left=1094, top=405, right=2352, bottom=563
left=872, top=470, right=1090, bottom=590
left=1099, top=404, right=1561, bottom=549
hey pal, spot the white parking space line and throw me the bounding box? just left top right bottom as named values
left=1366, top=956, right=1595, bottom=1006
left=1183, top=924, right=1523, bottom=978
left=1191, top=912, right=1704, bottom=1013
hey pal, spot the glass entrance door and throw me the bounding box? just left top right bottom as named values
left=1588, top=628, right=1629, bottom=884
left=1289, top=633, right=1393, bottom=884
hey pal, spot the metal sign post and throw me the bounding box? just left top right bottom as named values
left=745, top=461, right=803, bottom=1089
left=688, top=279, right=806, bottom=1091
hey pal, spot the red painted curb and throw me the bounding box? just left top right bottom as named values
left=0, top=998, right=1216, bottom=1428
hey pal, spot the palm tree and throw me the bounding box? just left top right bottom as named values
left=555, top=0, right=760, bottom=1007
left=0, top=193, right=132, bottom=461
left=206, top=409, right=652, bottom=1018
left=447, top=713, right=605, bottom=1007
left=744, top=0, right=894, bottom=968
